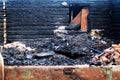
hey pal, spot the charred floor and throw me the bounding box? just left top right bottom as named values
left=0, top=31, right=114, bottom=66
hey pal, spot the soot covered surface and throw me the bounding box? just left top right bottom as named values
left=0, top=31, right=112, bottom=66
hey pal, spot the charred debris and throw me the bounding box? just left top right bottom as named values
left=0, top=30, right=116, bottom=66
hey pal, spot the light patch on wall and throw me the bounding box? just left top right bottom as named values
left=61, top=1, right=68, bottom=6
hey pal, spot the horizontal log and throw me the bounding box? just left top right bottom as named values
left=7, top=10, right=69, bottom=15
left=6, top=23, right=69, bottom=26
left=6, top=3, right=66, bottom=8
left=90, top=18, right=111, bottom=22
left=90, top=15, right=110, bottom=18
left=7, top=39, right=48, bottom=42
left=90, top=12, right=110, bottom=15
left=7, top=7, right=69, bottom=12
left=7, top=26, right=57, bottom=30
left=90, top=7, right=110, bottom=12
left=7, top=35, right=54, bottom=39
left=90, top=23, right=111, bottom=27
left=7, top=7, right=69, bottom=11
left=7, top=14, right=69, bottom=18
left=7, top=17, right=69, bottom=23
left=7, top=30, right=54, bottom=35
left=90, top=1, right=110, bottom=6
left=7, top=19, right=69, bottom=23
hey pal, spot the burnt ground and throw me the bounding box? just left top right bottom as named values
left=0, top=31, right=113, bottom=66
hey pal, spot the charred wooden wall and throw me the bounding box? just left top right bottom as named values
left=111, top=0, right=120, bottom=40
left=6, top=0, right=68, bottom=42
left=4, top=0, right=111, bottom=42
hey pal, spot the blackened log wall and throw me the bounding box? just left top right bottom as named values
left=5, top=0, right=111, bottom=42
left=111, top=0, right=120, bottom=40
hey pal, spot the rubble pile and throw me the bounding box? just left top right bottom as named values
left=22, top=32, right=112, bottom=56
left=92, top=44, right=120, bottom=65
left=0, top=41, right=92, bottom=66
left=0, top=31, right=113, bottom=66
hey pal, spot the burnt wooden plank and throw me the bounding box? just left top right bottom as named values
left=6, top=3, right=66, bottom=8
left=7, top=26, right=57, bottom=30
left=7, top=18, right=69, bottom=23
left=7, top=13, right=69, bottom=18
left=7, top=35, right=54, bottom=39
left=7, top=19, right=69, bottom=23
left=7, top=10, right=69, bottom=15
left=7, top=22, right=69, bottom=26
left=6, top=7, right=69, bottom=11
left=7, top=30, right=54, bottom=35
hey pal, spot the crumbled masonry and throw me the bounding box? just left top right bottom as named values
left=92, top=44, right=120, bottom=65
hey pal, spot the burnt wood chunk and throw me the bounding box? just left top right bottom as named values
left=81, top=7, right=89, bottom=31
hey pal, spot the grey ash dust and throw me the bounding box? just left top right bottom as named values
left=0, top=31, right=112, bottom=66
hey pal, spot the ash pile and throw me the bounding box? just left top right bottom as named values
left=0, top=30, right=113, bottom=66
